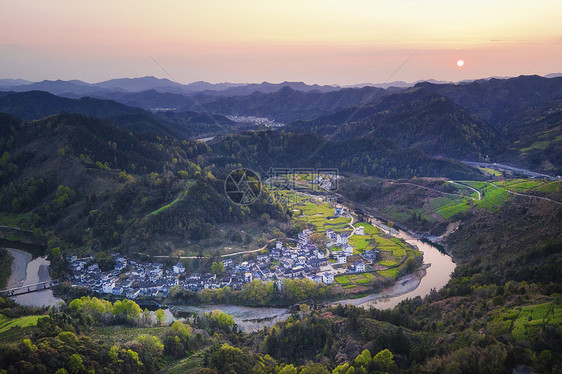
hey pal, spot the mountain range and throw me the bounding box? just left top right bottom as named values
left=1, top=74, right=561, bottom=176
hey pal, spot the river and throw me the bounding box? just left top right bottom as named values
left=5, top=248, right=63, bottom=307
left=168, top=214, right=456, bottom=331
left=332, top=217, right=456, bottom=309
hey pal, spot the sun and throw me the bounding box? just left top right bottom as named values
left=457, top=59, right=465, bottom=67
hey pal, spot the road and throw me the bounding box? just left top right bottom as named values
left=487, top=182, right=562, bottom=207
left=389, top=181, right=481, bottom=201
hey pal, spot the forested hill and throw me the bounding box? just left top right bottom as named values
left=0, top=91, right=237, bottom=139
left=281, top=76, right=562, bottom=174
left=0, top=112, right=285, bottom=255
left=415, top=75, right=562, bottom=127
left=177, top=85, right=393, bottom=123
left=285, top=88, right=495, bottom=160
left=209, top=130, right=483, bottom=180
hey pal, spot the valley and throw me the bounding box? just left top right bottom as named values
left=0, top=74, right=560, bottom=373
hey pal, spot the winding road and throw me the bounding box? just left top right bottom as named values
left=389, top=181, right=481, bottom=200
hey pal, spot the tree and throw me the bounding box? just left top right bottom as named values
left=155, top=309, right=165, bottom=326
left=279, top=364, right=297, bottom=374
left=372, top=349, right=396, bottom=372
left=171, top=320, right=192, bottom=340
left=211, top=261, right=225, bottom=277
left=209, top=343, right=255, bottom=373
left=135, top=334, right=164, bottom=368
left=69, top=354, right=85, bottom=374
left=299, top=363, right=330, bottom=374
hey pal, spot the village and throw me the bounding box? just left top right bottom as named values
left=67, top=207, right=381, bottom=300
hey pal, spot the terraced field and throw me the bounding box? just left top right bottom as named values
left=335, top=272, right=376, bottom=288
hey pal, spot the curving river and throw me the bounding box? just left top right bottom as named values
left=2, top=205, right=455, bottom=330
left=169, top=214, right=456, bottom=331
left=332, top=216, right=456, bottom=309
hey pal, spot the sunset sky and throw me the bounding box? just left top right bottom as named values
left=1, top=0, right=561, bottom=85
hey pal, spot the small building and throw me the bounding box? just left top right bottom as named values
left=244, top=272, right=253, bottom=283
left=337, top=254, right=347, bottom=264
left=322, top=273, right=334, bottom=285
left=111, top=286, right=123, bottom=296
left=343, top=244, right=354, bottom=256
left=102, top=280, right=115, bottom=294
left=355, top=226, right=365, bottom=235
left=311, top=275, right=323, bottom=284
left=173, top=262, right=185, bottom=274
left=223, top=259, right=233, bottom=268
left=354, top=260, right=366, bottom=272
left=276, top=241, right=283, bottom=250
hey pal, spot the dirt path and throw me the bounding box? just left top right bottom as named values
left=488, top=182, right=562, bottom=206
left=139, top=239, right=276, bottom=260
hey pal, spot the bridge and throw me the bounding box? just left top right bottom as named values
left=0, top=280, right=59, bottom=297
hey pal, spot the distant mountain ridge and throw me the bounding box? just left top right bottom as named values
left=0, top=76, right=341, bottom=97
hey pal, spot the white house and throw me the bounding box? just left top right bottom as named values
left=341, top=233, right=349, bottom=245
left=244, top=272, right=253, bottom=283
left=173, top=262, right=185, bottom=274
left=343, top=244, right=354, bottom=256
left=355, top=226, right=365, bottom=235
left=102, top=280, right=115, bottom=294
left=223, top=259, right=233, bottom=267
left=354, top=260, right=366, bottom=272
left=276, top=241, right=283, bottom=250
left=337, top=254, right=347, bottom=264
left=322, top=272, right=335, bottom=284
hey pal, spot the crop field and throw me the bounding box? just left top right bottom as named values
left=495, top=179, right=545, bottom=192
left=493, top=302, right=561, bottom=343
left=535, top=181, right=561, bottom=193
left=335, top=272, right=376, bottom=288
left=276, top=190, right=352, bottom=233
left=460, top=181, right=510, bottom=211
left=378, top=268, right=400, bottom=278
left=430, top=196, right=471, bottom=219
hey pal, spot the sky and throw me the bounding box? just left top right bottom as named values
left=1, top=0, right=561, bottom=85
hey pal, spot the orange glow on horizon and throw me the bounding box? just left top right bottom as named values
left=0, top=0, right=561, bottom=84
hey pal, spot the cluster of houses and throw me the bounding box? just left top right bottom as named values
left=67, top=222, right=379, bottom=299
left=68, top=255, right=180, bottom=299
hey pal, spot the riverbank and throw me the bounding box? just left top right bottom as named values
left=332, top=267, right=427, bottom=309
left=5, top=248, right=32, bottom=289
left=3, top=248, right=63, bottom=307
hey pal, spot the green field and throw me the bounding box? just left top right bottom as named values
left=495, top=179, right=545, bottom=192
left=378, top=268, right=400, bottom=278
left=460, top=181, right=510, bottom=211
left=430, top=196, right=471, bottom=219
left=0, top=314, right=48, bottom=334
left=274, top=190, right=354, bottom=233
left=335, top=272, right=376, bottom=288
left=535, top=181, right=562, bottom=193
left=478, top=167, right=503, bottom=176
left=494, top=302, right=562, bottom=343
